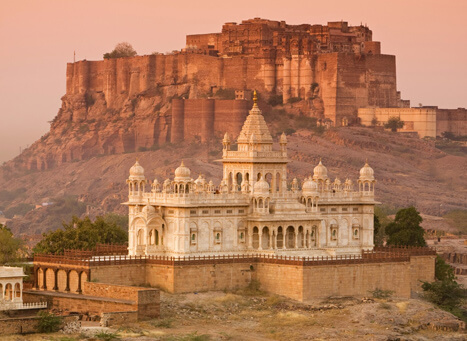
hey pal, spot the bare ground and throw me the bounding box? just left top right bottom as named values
left=2, top=291, right=465, bottom=341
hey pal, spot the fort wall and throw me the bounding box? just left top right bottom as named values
left=358, top=107, right=437, bottom=137
left=436, top=108, right=467, bottom=136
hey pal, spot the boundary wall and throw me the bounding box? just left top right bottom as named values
left=0, top=315, right=78, bottom=336
left=34, top=248, right=435, bottom=302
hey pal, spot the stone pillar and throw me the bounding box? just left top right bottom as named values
left=42, top=268, right=47, bottom=290
left=258, top=230, right=263, bottom=250
left=53, top=269, right=59, bottom=291
left=33, top=267, right=39, bottom=290
left=65, top=270, right=71, bottom=292
left=77, top=272, right=83, bottom=294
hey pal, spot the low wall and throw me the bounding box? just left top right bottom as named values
left=0, top=315, right=78, bottom=336
left=101, top=311, right=138, bottom=327
left=83, top=282, right=140, bottom=302
left=90, top=264, right=146, bottom=286
left=23, top=291, right=136, bottom=315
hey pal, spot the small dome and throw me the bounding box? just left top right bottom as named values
left=312, top=160, right=328, bottom=180
left=223, top=132, right=230, bottom=143
left=142, top=204, right=156, bottom=215
left=254, top=176, right=270, bottom=195
left=194, top=174, right=206, bottom=185
left=334, top=178, right=341, bottom=185
left=174, top=161, right=191, bottom=180
left=129, top=160, right=145, bottom=180
left=280, top=132, right=287, bottom=144
left=359, top=161, right=375, bottom=181
left=302, top=177, right=318, bottom=194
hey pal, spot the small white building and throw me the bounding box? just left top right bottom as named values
left=0, top=266, right=25, bottom=310
left=125, top=94, right=378, bottom=257
left=0, top=266, right=46, bottom=311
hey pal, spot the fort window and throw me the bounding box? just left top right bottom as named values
left=320, top=208, right=326, bottom=212
left=190, top=210, right=197, bottom=215
left=353, top=207, right=359, bottom=212
left=227, top=210, right=233, bottom=214
left=238, top=209, right=245, bottom=213
left=331, top=208, right=337, bottom=212
left=202, top=210, right=209, bottom=214
left=214, top=210, right=221, bottom=214
left=168, top=210, right=174, bottom=214
left=191, top=233, right=197, bottom=244
left=342, top=208, right=348, bottom=212
left=215, top=232, right=221, bottom=244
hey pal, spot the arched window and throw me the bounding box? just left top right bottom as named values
left=14, top=283, right=21, bottom=298
left=155, top=230, right=159, bottom=245
left=277, top=226, right=284, bottom=248
left=236, top=172, right=243, bottom=188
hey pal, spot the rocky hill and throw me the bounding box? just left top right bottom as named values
left=1, top=120, right=466, bottom=238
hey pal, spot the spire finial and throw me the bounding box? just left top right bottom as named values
left=253, top=90, right=258, bottom=106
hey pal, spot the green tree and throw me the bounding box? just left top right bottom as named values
left=33, top=216, right=127, bottom=255
left=384, top=116, right=404, bottom=132
left=385, top=206, right=426, bottom=246
left=422, top=256, right=467, bottom=322
left=373, top=214, right=382, bottom=246
left=103, top=42, right=137, bottom=59
left=0, top=224, right=24, bottom=265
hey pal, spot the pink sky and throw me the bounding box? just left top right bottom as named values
left=0, top=0, right=466, bottom=163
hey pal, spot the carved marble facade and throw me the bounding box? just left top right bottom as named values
left=125, top=94, right=377, bottom=257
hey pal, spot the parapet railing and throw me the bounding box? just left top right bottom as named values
left=63, top=243, right=128, bottom=258
left=373, top=246, right=436, bottom=256
left=34, top=247, right=435, bottom=268
left=0, top=301, right=47, bottom=311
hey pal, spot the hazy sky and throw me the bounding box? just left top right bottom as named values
left=1, top=0, right=466, bottom=163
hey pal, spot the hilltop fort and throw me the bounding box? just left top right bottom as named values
left=14, top=18, right=465, bottom=171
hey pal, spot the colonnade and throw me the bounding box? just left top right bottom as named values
left=248, top=224, right=318, bottom=250
left=33, top=267, right=89, bottom=294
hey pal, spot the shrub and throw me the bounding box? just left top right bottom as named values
left=287, top=97, right=301, bottom=104
left=369, top=288, right=394, bottom=299
left=214, top=88, right=236, bottom=100
left=37, top=311, right=62, bottom=333
left=267, top=94, right=283, bottom=107
left=84, top=92, right=95, bottom=107
left=384, top=116, right=404, bottom=132
left=103, top=42, right=137, bottom=59
left=95, top=331, right=120, bottom=340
